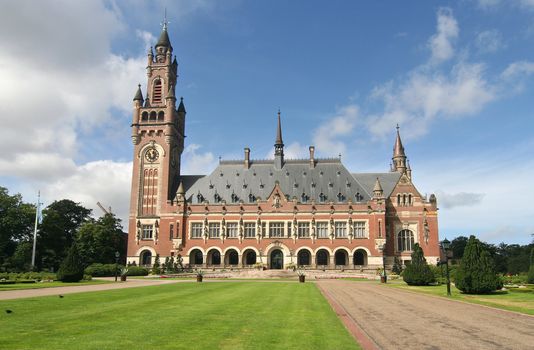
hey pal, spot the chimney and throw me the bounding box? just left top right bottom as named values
left=309, top=146, right=315, bottom=168
left=244, top=147, right=250, bottom=169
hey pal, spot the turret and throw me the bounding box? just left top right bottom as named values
left=373, top=177, right=384, bottom=199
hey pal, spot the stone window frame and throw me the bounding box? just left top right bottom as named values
left=316, top=221, right=329, bottom=239
left=208, top=222, right=220, bottom=238
left=244, top=222, right=256, bottom=238
left=190, top=222, right=203, bottom=239
left=297, top=222, right=310, bottom=238
left=353, top=221, right=367, bottom=238
left=334, top=221, right=347, bottom=238
left=141, top=224, right=153, bottom=240
left=226, top=222, right=238, bottom=238
left=269, top=222, right=285, bottom=238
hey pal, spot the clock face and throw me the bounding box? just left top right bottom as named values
left=145, top=148, right=159, bottom=162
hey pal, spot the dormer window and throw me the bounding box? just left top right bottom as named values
left=319, top=192, right=326, bottom=203
left=231, top=192, right=239, bottom=203
left=248, top=193, right=255, bottom=203
left=337, top=193, right=344, bottom=202
left=197, top=192, right=204, bottom=203
left=301, top=193, right=308, bottom=203
left=214, top=192, right=221, bottom=203
left=355, top=192, right=363, bottom=202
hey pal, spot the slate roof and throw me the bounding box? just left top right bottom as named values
left=352, top=172, right=401, bottom=198
left=179, top=159, right=400, bottom=205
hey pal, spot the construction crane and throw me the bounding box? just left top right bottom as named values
left=96, top=202, right=112, bottom=215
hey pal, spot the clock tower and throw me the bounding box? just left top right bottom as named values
left=129, top=21, right=186, bottom=223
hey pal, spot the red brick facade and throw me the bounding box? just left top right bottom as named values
left=126, top=28, right=440, bottom=271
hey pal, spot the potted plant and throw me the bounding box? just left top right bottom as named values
left=196, top=269, right=204, bottom=282
left=297, top=270, right=306, bottom=283
left=377, top=267, right=386, bottom=283
left=286, top=262, right=297, bottom=271
left=120, top=268, right=129, bottom=281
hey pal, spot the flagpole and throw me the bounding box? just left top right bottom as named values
left=31, top=191, right=40, bottom=270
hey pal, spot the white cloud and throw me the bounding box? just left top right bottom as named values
left=284, top=142, right=309, bottom=159
left=475, top=30, right=505, bottom=53
left=182, top=144, right=217, bottom=174
left=435, top=191, right=485, bottom=209
left=501, top=60, right=534, bottom=79
left=428, top=8, right=459, bottom=64
left=42, top=160, right=133, bottom=224
left=312, top=105, right=359, bottom=157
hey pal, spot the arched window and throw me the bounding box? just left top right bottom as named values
left=353, top=249, right=367, bottom=266
left=157, top=111, right=164, bottom=121
left=397, top=229, right=415, bottom=252
left=297, top=250, right=311, bottom=266
left=403, top=194, right=407, bottom=206
left=190, top=249, right=203, bottom=265
left=152, top=79, right=162, bottom=104
left=335, top=250, right=347, bottom=266
left=397, top=194, right=401, bottom=205
left=316, top=250, right=329, bottom=266
left=408, top=194, right=412, bottom=206
left=140, top=250, right=152, bottom=266
left=226, top=250, right=239, bottom=265
left=141, top=111, right=148, bottom=121
left=149, top=111, right=157, bottom=121
left=245, top=250, right=257, bottom=265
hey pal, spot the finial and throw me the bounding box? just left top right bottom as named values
left=161, top=8, right=170, bottom=30
left=180, top=96, right=183, bottom=102
left=396, top=123, right=400, bottom=131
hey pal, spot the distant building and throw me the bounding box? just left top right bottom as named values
left=126, top=25, right=440, bottom=270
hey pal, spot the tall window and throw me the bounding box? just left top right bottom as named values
left=316, top=222, right=328, bottom=238
left=152, top=79, right=162, bottom=104
left=297, top=222, right=310, bottom=238
left=354, top=221, right=366, bottom=238
left=208, top=223, right=220, bottom=238
left=397, top=229, right=415, bottom=252
left=287, top=221, right=292, bottom=237
left=227, top=223, right=238, bottom=238
left=244, top=223, right=256, bottom=238
left=269, top=222, right=284, bottom=238
left=142, top=224, right=153, bottom=239
left=334, top=222, right=347, bottom=238
left=142, top=167, right=158, bottom=215
left=191, top=223, right=203, bottom=238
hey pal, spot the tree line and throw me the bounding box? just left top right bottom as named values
left=0, top=186, right=127, bottom=273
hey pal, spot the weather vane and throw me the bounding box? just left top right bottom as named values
left=161, top=8, right=170, bottom=30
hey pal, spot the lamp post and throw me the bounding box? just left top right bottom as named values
left=115, top=251, right=120, bottom=282
left=379, top=243, right=387, bottom=283
left=439, top=238, right=451, bottom=296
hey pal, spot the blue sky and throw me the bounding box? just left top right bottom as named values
left=1, top=0, right=533, bottom=244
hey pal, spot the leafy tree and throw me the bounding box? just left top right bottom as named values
left=37, top=200, right=91, bottom=270
left=402, top=243, right=435, bottom=286
left=449, top=236, right=468, bottom=261
left=76, top=213, right=126, bottom=266
left=528, top=248, right=534, bottom=284
left=456, top=235, right=502, bottom=294
left=57, top=244, right=84, bottom=282
left=0, top=187, right=35, bottom=270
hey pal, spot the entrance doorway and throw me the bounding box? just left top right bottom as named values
left=270, top=249, right=284, bottom=269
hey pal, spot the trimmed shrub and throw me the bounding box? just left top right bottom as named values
left=528, top=248, right=534, bottom=284
left=456, top=235, right=503, bottom=294
left=57, top=244, right=85, bottom=282
left=84, top=263, right=124, bottom=277
left=392, top=257, right=403, bottom=275
left=127, top=266, right=149, bottom=276
left=402, top=243, right=435, bottom=286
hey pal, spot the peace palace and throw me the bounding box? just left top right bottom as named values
left=126, top=25, right=440, bottom=271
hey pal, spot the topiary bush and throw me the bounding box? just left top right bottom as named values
left=528, top=248, right=534, bottom=284
left=455, top=235, right=503, bottom=294
left=402, top=243, right=435, bottom=286
left=84, top=263, right=124, bottom=277
left=152, top=254, right=161, bottom=275
left=127, top=266, right=149, bottom=276
left=57, top=244, right=85, bottom=282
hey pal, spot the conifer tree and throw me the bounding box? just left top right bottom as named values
left=57, top=244, right=84, bottom=282
left=527, top=248, right=534, bottom=284
left=152, top=253, right=161, bottom=274
left=402, top=243, right=435, bottom=285
left=456, top=235, right=502, bottom=293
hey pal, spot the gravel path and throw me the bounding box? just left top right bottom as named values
left=317, top=280, right=534, bottom=350
left=0, top=278, right=184, bottom=300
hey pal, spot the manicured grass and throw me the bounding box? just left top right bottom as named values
left=385, top=279, right=534, bottom=315
left=0, top=279, right=111, bottom=291
left=0, top=282, right=360, bottom=350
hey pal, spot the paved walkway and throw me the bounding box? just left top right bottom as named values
left=317, top=280, right=534, bottom=350
left=0, top=278, right=184, bottom=300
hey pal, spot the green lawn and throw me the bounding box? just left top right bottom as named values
left=0, top=282, right=360, bottom=350
left=0, top=279, right=111, bottom=291
left=385, top=280, right=534, bottom=315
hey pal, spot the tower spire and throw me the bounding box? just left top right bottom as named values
left=274, top=109, right=284, bottom=169
left=392, top=124, right=407, bottom=174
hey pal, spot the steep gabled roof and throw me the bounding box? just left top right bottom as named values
left=352, top=172, right=401, bottom=198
